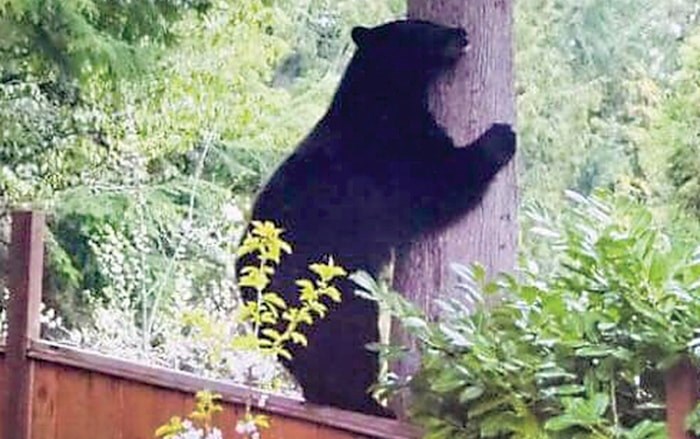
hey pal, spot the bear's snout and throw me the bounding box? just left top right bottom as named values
left=442, top=28, right=469, bottom=63
left=454, top=28, right=469, bottom=48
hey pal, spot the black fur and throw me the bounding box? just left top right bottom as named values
left=236, top=19, right=516, bottom=416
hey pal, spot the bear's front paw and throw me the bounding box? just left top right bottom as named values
left=482, top=123, right=516, bottom=167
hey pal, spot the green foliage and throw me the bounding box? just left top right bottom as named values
left=0, top=1, right=292, bottom=329
left=0, top=0, right=211, bottom=82
left=637, top=31, right=700, bottom=220
left=686, top=403, right=700, bottom=436
left=356, top=192, right=700, bottom=438
left=0, top=76, right=113, bottom=205
left=516, top=0, right=698, bottom=207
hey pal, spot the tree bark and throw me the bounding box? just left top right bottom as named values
left=390, top=0, right=518, bottom=411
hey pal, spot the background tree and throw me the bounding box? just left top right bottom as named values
left=637, top=30, right=700, bottom=220
left=0, top=0, right=211, bottom=84
left=515, top=0, right=699, bottom=208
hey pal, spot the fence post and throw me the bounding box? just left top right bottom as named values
left=4, top=211, right=44, bottom=439
left=666, top=357, right=699, bottom=439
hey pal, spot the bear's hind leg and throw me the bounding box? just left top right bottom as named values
left=290, top=298, right=392, bottom=416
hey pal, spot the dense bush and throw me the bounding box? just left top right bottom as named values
left=357, top=192, right=700, bottom=438
left=638, top=31, right=700, bottom=221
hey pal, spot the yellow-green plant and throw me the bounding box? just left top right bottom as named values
left=234, top=220, right=345, bottom=360
left=155, top=390, right=223, bottom=439
left=154, top=389, right=270, bottom=439
left=232, top=220, right=346, bottom=437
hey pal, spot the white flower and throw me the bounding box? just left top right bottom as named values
left=222, top=203, right=244, bottom=223
left=235, top=420, right=258, bottom=435
left=171, top=421, right=205, bottom=439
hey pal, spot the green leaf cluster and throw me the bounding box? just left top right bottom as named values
left=358, top=192, right=700, bottom=438
left=0, top=0, right=211, bottom=82
left=516, top=0, right=698, bottom=209
left=637, top=31, right=700, bottom=221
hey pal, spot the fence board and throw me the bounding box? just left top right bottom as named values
left=153, top=387, right=188, bottom=435
left=318, top=428, right=366, bottom=439
left=86, top=372, right=124, bottom=439
left=213, top=399, right=243, bottom=439
left=122, top=380, right=196, bottom=439
left=55, top=365, right=93, bottom=439
left=22, top=356, right=400, bottom=439
left=666, top=358, right=699, bottom=439
left=266, top=416, right=319, bottom=439
left=144, top=385, right=189, bottom=438
left=122, top=380, right=163, bottom=439
left=31, top=362, right=58, bottom=439
left=26, top=341, right=419, bottom=438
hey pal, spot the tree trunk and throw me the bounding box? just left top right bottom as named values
left=389, top=0, right=517, bottom=412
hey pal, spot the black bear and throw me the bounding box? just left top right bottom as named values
left=236, top=19, right=516, bottom=416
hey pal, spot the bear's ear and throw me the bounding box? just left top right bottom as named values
left=351, top=26, right=371, bottom=47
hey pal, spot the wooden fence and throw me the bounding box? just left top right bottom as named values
left=1, top=210, right=699, bottom=439
left=1, top=211, right=420, bottom=439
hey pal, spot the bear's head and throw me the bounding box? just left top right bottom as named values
left=347, top=20, right=468, bottom=97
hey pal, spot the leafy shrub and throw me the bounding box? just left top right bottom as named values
left=356, top=191, right=700, bottom=438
